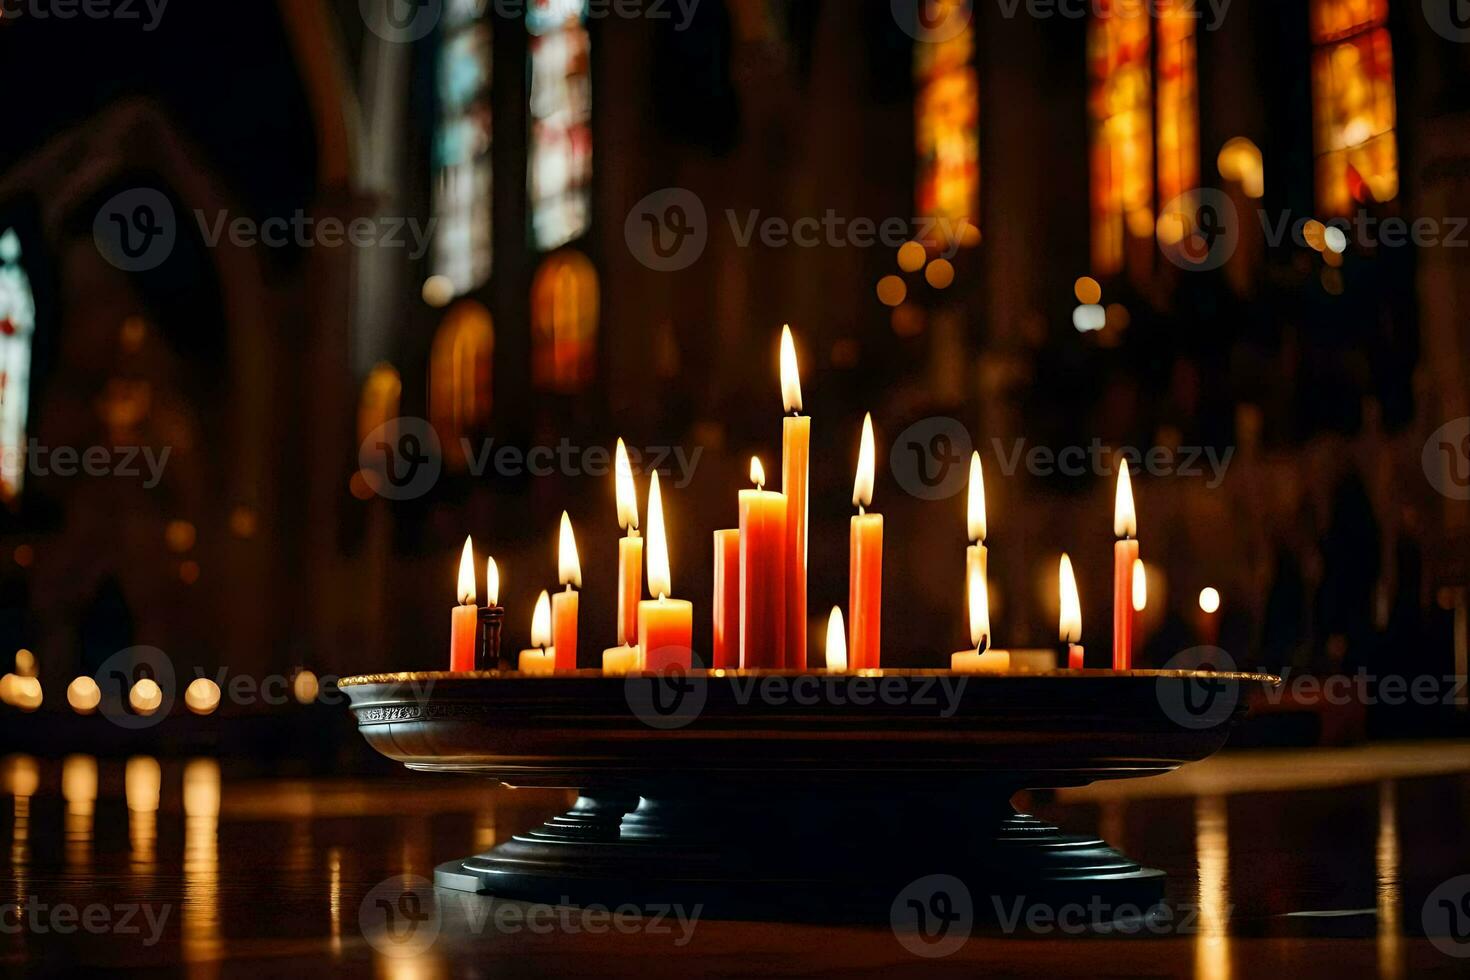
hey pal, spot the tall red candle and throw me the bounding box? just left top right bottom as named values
left=780, top=326, right=810, bottom=670
left=740, top=458, right=787, bottom=670
left=450, top=536, right=478, bottom=672
left=849, top=414, right=883, bottom=670
left=614, top=439, right=643, bottom=647
left=712, top=529, right=741, bottom=669
left=552, top=512, right=581, bottom=671
left=1112, top=466, right=1139, bottom=670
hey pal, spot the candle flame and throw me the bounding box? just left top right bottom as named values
left=968, top=452, right=986, bottom=543
left=614, top=438, right=640, bottom=532
left=826, top=607, right=848, bottom=671
left=1059, top=553, right=1082, bottom=644
left=487, top=556, right=500, bottom=607
left=531, top=591, right=552, bottom=650
left=780, top=324, right=803, bottom=414
left=852, top=413, right=876, bottom=510
left=1199, top=587, right=1221, bottom=615
left=1132, top=558, right=1147, bottom=613
left=646, top=471, right=671, bottom=600
left=1114, top=465, right=1137, bottom=539
left=750, top=456, right=766, bottom=489
left=558, top=512, right=582, bottom=588
left=968, top=561, right=990, bottom=652
left=457, top=536, right=477, bottom=606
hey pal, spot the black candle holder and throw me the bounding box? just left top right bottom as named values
left=340, top=668, right=1278, bottom=921
left=476, top=607, right=505, bottom=671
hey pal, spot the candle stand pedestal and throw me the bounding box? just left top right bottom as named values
left=341, top=669, right=1278, bottom=921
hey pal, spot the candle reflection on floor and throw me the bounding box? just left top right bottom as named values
left=183, top=758, right=222, bottom=969
left=126, top=756, right=161, bottom=875
left=62, top=754, right=96, bottom=871
left=1376, top=781, right=1403, bottom=980
left=328, top=847, right=343, bottom=955
left=3, top=754, right=37, bottom=906
left=1194, top=795, right=1231, bottom=980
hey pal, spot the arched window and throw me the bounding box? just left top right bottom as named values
left=1310, top=0, right=1397, bottom=216
left=528, top=0, right=592, bottom=251
left=431, top=2, right=494, bottom=297
left=0, top=229, right=37, bottom=500
left=914, top=0, right=980, bottom=249
left=357, top=363, right=402, bottom=448
left=1155, top=0, right=1199, bottom=246
left=430, top=301, right=494, bottom=465
left=1088, top=0, right=1153, bottom=277
left=531, top=249, right=598, bottom=393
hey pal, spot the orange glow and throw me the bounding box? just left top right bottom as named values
left=968, top=452, right=986, bottom=544
left=531, top=249, right=599, bottom=393
left=1311, top=0, right=1397, bottom=214
left=1133, top=558, right=1148, bottom=612
left=925, top=259, right=955, bottom=289
left=826, top=607, right=848, bottom=672
left=1074, top=276, right=1103, bottom=305
left=357, top=363, right=402, bottom=448
left=486, top=557, right=500, bottom=607
left=780, top=325, right=803, bottom=414
left=558, top=512, right=581, bottom=588
left=1115, top=465, right=1137, bottom=539
left=615, top=439, right=640, bottom=532
left=750, top=456, right=766, bottom=490
left=67, top=676, right=100, bottom=715
left=1089, top=0, right=1153, bottom=275
left=531, top=591, right=553, bottom=650
left=1200, top=587, right=1221, bottom=614
left=968, top=553, right=990, bottom=652
left=185, top=678, right=220, bottom=715
left=1155, top=0, right=1199, bottom=247
left=852, top=414, right=876, bottom=511
left=457, top=536, right=477, bottom=606
left=897, top=241, right=927, bottom=273
left=1059, top=554, right=1082, bottom=645
left=1217, top=137, right=1264, bottom=198
left=915, top=0, right=979, bottom=244
left=129, top=679, right=162, bottom=716
left=877, top=275, right=907, bottom=307
left=646, top=471, right=672, bottom=600
left=429, top=301, right=495, bottom=460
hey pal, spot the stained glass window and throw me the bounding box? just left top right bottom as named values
left=432, top=0, right=493, bottom=297
left=1310, top=0, right=1397, bottom=215
left=1088, top=0, right=1153, bottom=276
left=1154, top=0, right=1199, bottom=248
left=0, top=229, right=36, bottom=500
left=914, top=0, right=980, bottom=248
left=430, top=301, right=494, bottom=466
left=528, top=0, right=592, bottom=252
left=531, top=249, right=598, bottom=393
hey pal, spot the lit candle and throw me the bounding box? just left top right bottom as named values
left=740, top=456, right=787, bottom=669
left=1060, top=553, right=1084, bottom=669
left=967, top=452, right=987, bottom=603
left=614, top=439, right=644, bottom=647
left=712, top=528, right=741, bottom=669
left=825, top=607, right=847, bottom=672
left=450, top=536, right=477, bottom=672
left=953, top=553, right=1008, bottom=673
left=639, top=471, right=694, bottom=672
left=849, top=414, right=884, bottom=670
left=552, top=513, right=581, bottom=671
left=602, top=643, right=642, bottom=676
left=477, top=556, right=506, bottom=670
left=780, top=325, right=810, bottom=670
left=519, top=591, right=556, bottom=675
left=1197, top=586, right=1220, bottom=646
left=1112, top=466, right=1139, bottom=670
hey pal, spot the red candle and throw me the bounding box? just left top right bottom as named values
left=740, top=457, right=787, bottom=670
left=614, top=439, right=644, bottom=647
left=1112, top=466, right=1139, bottom=670
left=712, top=528, right=741, bottom=669
left=849, top=414, right=884, bottom=670
left=1060, top=553, right=1085, bottom=670
left=552, top=512, right=581, bottom=671
left=780, top=326, right=810, bottom=670
left=639, top=472, right=693, bottom=672
left=450, top=536, right=477, bottom=672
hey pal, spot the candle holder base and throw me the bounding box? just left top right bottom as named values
left=342, top=669, right=1277, bottom=922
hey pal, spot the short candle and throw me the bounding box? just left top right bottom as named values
left=638, top=471, right=693, bottom=672
left=519, top=591, right=557, bottom=676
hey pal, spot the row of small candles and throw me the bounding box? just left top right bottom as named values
left=448, top=326, right=1149, bottom=675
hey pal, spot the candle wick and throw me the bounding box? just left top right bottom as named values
left=858, top=505, right=866, bottom=517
